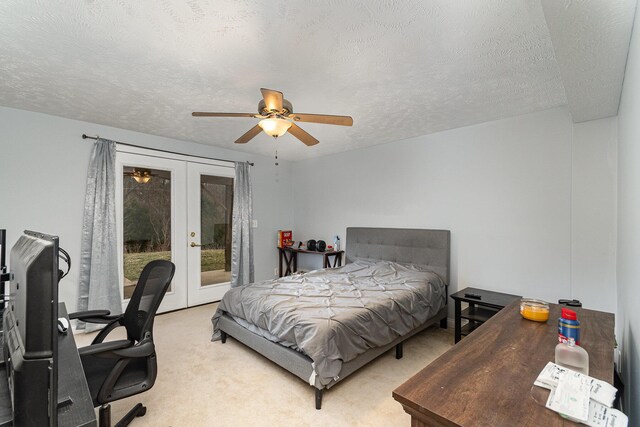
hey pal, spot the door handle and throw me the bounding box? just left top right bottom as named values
left=190, top=242, right=202, bottom=247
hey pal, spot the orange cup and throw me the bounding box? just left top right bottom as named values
left=520, top=298, right=550, bottom=322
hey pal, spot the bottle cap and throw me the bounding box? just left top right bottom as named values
left=561, top=308, right=577, bottom=320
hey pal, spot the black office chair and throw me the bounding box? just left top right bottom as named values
left=69, top=260, right=175, bottom=427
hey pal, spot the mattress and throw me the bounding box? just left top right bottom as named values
left=211, top=259, right=446, bottom=386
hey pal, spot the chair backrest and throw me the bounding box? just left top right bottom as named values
left=123, top=259, right=175, bottom=342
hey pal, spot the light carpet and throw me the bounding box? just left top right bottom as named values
left=75, top=303, right=453, bottom=426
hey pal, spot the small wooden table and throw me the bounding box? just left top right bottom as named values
left=393, top=301, right=615, bottom=427
left=450, top=287, right=521, bottom=343
left=277, top=247, right=344, bottom=277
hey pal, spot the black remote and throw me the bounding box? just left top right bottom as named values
left=464, top=292, right=482, bottom=300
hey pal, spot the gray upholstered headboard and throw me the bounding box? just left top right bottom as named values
left=345, top=227, right=451, bottom=284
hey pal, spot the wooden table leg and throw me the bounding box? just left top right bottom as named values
left=283, top=251, right=293, bottom=276
left=280, top=249, right=297, bottom=277
left=324, top=253, right=343, bottom=268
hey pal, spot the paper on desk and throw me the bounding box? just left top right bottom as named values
left=586, top=400, right=628, bottom=427
left=535, top=362, right=617, bottom=407
left=546, top=370, right=591, bottom=422
left=535, top=362, right=628, bottom=427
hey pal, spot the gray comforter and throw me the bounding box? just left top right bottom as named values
left=211, top=259, right=446, bottom=386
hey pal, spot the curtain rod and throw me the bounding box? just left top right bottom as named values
left=81, top=134, right=254, bottom=166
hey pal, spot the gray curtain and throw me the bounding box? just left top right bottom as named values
left=77, top=138, right=122, bottom=330
left=230, top=162, right=254, bottom=287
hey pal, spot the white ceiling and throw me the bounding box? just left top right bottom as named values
left=0, top=1, right=636, bottom=160
left=541, top=0, right=637, bottom=123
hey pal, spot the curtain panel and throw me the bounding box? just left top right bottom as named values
left=230, top=162, right=254, bottom=287
left=77, top=138, right=122, bottom=330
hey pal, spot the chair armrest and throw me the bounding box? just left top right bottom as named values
left=78, top=339, right=132, bottom=357
left=111, top=340, right=155, bottom=359
left=79, top=339, right=155, bottom=359
left=69, top=309, right=110, bottom=319
left=69, top=310, right=122, bottom=324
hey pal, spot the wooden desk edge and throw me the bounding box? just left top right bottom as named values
left=393, top=391, right=460, bottom=427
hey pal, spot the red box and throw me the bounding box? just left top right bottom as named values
left=278, top=230, right=293, bottom=248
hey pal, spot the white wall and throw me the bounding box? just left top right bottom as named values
left=0, top=106, right=293, bottom=311
left=617, top=1, right=640, bottom=420
left=572, top=117, right=618, bottom=314
left=292, top=107, right=618, bottom=317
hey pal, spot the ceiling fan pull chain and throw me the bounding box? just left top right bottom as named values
left=275, top=138, right=279, bottom=166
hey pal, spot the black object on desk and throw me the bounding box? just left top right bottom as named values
left=2, top=231, right=62, bottom=426
left=559, top=298, right=582, bottom=307
left=0, top=230, right=96, bottom=427
left=450, top=287, right=521, bottom=343
left=0, top=303, right=96, bottom=427
left=277, top=247, right=344, bottom=277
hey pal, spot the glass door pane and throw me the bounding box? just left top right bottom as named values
left=200, top=175, right=233, bottom=287
left=122, top=166, right=173, bottom=299
left=187, top=162, right=234, bottom=305
left=117, top=151, right=188, bottom=313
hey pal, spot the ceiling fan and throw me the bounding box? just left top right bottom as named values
left=192, top=88, right=353, bottom=146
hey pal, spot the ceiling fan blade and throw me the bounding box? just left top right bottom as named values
left=260, top=88, right=284, bottom=112
left=192, top=112, right=256, bottom=118
left=235, top=124, right=262, bottom=144
left=288, top=123, right=319, bottom=146
left=291, top=113, right=353, bottom=127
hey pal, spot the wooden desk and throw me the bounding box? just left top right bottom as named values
left=393, top=301, right=615, bottom=427
left=277, top=247, right=344, bottom=277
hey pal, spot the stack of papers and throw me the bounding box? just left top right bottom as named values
left=534, top=362, right=627, bottom=427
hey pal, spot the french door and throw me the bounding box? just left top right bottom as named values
left=116, top=149, right=234, bottom=313
left=187, top=162, right=234, bottom=305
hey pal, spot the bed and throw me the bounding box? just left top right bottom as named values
left=211, top=227, right=450, bottom=409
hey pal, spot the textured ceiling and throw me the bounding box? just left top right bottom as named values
left=540, top=0, right=637, bottom=123
left=0, top=1, right=635, bottom=160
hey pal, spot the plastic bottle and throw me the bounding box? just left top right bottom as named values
left=558, top=308, right=580, bottom=345
left=555, top=337, right=589, bottom=375
left=334, top=235, right=340, bottom=252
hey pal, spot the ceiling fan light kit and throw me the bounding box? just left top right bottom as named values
left=127, top=169, right=153, bottom=184
left=258, top=117, right=292, bottom=137
left=192, top=88, right=353, bottom=146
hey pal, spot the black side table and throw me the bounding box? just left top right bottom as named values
left=450, top=287, right=521, bottom=343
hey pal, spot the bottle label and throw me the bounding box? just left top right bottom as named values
left=558, top=319, right=580, bottom=345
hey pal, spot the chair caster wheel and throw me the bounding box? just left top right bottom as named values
left=137, top=406, right=147, bottom=417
